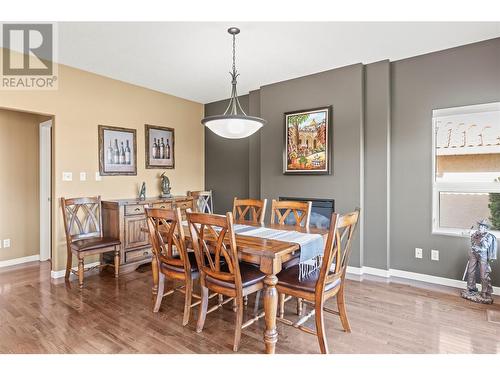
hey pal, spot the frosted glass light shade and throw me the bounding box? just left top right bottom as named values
left=202, top=115, right=266, bottom=139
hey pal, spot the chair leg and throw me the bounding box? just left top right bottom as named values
left=232, top=298, right=238, bottom=312
left=77, top=257, right=84, bottom=289
left=315, top=301, right=329, bottom=354
left=196, top=285, right=209, bottom=333
left=182, top=278, right=193, bottom=326
left=114, top=247, right=120, bottom=278
left=337, top=284, right=351, bottom=333
left=65, top=251, right=73, bottom=280
left=278, top=293, right=285, bottom=319
left=297, top=298, right=303, bottom=315
left=233, top=297, right=244, bottom=352
left=253, top=290, right=261, bottom=316
left=153, top=272, right=165, bottom=313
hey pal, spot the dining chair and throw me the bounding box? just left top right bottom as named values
left=60, top=196, right=121, bottom=288
left=270, top=199, right=312, bottom=227
left=276, top=208, right=360, bottom=354
left=271, top=199, right=312, bottom=313
left=188, top=190, right=213, bottom=214
left=232, top=197, right=267, bottom=224
left=187, top=211, right=266, bottom=351
left=145, top=207, right=207, bottom=326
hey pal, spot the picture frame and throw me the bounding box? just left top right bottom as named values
left=283, top=106, right=333, bottom=175
left=145, top=124, right=175, bottom=169
left=98, top=125, right=137, bottom=176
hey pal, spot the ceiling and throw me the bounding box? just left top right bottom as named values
left=52, top=22, right=500, bottom=103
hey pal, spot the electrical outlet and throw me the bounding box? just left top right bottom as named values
left=80, top=172, right=87, bottom=181
left=62, top=172, right=72, bottom=181
left=3, top=239, right=11, bottom=248
left=431, top=249, right=439, bottom=261
left=95, top=172, right=102, bottom=181
left=415, top=248, right=423, bottom=259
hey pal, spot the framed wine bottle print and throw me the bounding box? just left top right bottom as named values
left=145, top=124, right=175, bottom=169
left=98, top=125, right=137, bottom=176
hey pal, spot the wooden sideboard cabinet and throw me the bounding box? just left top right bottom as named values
left=101, top=196, right=194, bottom=273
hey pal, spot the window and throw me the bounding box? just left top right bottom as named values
left=432, top=102, right=500, bottom=236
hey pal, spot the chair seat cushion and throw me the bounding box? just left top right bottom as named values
left=161, top=251, right=199, bottom=273
left=205, top=262, right=265, bottom=289
left=277, top=265, right=341, bottom=293
left=71, top=237, right=121, bottom=252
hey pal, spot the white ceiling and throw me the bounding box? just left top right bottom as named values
left=54, top=22, right=500, bottom=103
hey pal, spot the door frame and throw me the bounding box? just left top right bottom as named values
left=40, top=119, right=52, bottom=261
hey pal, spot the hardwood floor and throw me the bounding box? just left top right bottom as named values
left=0, top=261, right=499, bottom=354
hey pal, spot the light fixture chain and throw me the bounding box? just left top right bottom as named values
left=232, top=33, right=236, bottom=76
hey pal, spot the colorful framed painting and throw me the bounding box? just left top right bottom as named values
left=98, top=125, right=137, bottom=176
left=283, top=106, right=332, bottom=175
left=145, top=124, right=175, bottom=169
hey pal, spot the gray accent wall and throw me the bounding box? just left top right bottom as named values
left=259, top=64, right=364, bottom=267
left=204, top=38, right=500, bottom=285
left=364, top=61, right=391, bottom=270
left=390, top=38, right=500, bottom=284
left=204, top=95, right=250, bottom=215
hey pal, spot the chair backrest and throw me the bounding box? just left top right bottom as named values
left=187, top=211, right=242, bottom=293
left=60, top=196, right=103, bottom=243
left=316, top=208, right=360, bottom=294
left=145, top=207, right=192, bottom=273
left=188, top=190, right=213, bottom=214
left=232, top=198, right=267, bottom=224
left=270, top=199, right=312, bottom=227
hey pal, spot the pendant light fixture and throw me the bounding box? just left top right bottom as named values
left=201, top=27, right=266, bottom=139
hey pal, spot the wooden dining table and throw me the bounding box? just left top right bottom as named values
left=182, top=219, right=329, bottom=354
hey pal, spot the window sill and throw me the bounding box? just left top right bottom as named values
left=433, top=228, right=500, bottom=239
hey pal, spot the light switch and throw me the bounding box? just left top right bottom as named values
left=95, top=172, right=102, bottom=181
left=3, top=239, right=11, bottom=248
left=62, top=172, right=72, bottom=181
left=80, top=172, right=87, bottom=181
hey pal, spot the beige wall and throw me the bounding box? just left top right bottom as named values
left=0, top=48, right=205, bottom=271
left=0, top=109, right=45, bottom=261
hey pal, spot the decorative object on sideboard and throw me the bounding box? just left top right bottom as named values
left=145, top=124, right=174, bottom=169
left=139, top=182, right=146, bottom=201
left=283, top=106, right=332, bottom=175
left=159, top=172, right=172, bottom=198
left=98, top=125, right=137, bottom=176
left=201, top=27, right=266, bottom=139
left=461, top=218, right=497, bottom=304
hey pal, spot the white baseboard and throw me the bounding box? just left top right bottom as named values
left=347, top=266, right=500, bottom=296
left=0, top=254, right=40, bottom=268
left=50, top=262, right=101, bottom=279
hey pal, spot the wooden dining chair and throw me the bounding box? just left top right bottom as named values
left=187, top=211, right=266, bottom=351
left=276, top=208, right=360, bottom=354
left=270, top=199, right=312, bottom=227
left=60, top=196, right=121, bottom=288
left=188, top=190, right=213, bottom=214
left=146, top=207, right=208, bottom=326
left=232, top=198, right=267, bottom=224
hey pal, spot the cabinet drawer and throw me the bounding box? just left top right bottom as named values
left=175, top=200, right=193, bottom=210
left=124, top=216, right=150, bottom=249
left=153, top=202, right=172, bottom=210
left=125, top=204, right=146, bottom=216
left=125, top=247, right=152, bottom=263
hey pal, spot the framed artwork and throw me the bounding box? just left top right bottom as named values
left=145, top=124, right=175, bottom=169
left=98, top=125, right=137, bottom=176
left=283, top=106, right=332, bottom=175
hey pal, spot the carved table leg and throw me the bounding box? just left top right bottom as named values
left=263, top=274, right=278, bottom=354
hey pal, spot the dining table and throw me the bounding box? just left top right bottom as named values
left=182, top=219, right=329, bottom=354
